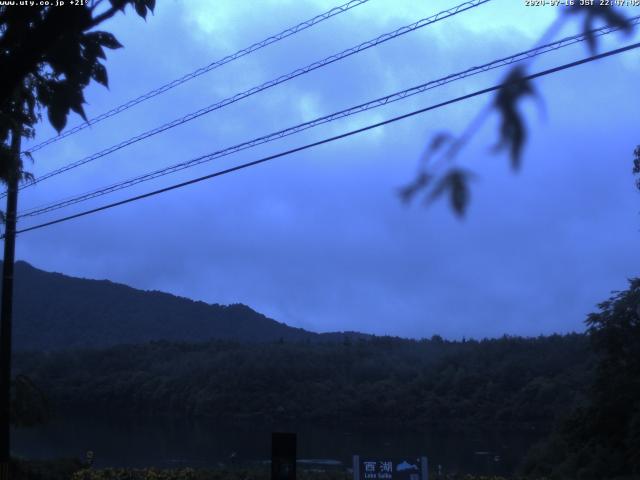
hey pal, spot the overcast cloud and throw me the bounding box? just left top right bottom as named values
left=10, top=0, right=640, bottom=339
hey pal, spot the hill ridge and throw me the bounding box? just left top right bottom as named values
left=1, top=260, right=363, bottom=351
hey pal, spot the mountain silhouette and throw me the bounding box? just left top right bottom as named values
left=1, top=261, right=364, bottom=351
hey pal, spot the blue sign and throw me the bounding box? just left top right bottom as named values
left=353, top=456, right=428, bottom=480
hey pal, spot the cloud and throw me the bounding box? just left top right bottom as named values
left=13, top=0, right=640, bottom=340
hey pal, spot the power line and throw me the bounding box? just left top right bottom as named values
left=21, top=0, right=373, bottom=156
left=18, top=18, right=638, bottom=220
left=10, top=0, right=491, bottom=197
left=10, top=41, right=640, bottom=238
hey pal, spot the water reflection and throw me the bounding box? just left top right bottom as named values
left=12, top=414, right=543, bottom=476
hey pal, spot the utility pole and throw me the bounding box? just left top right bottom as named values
left=0, top=128, right=20, bottom=480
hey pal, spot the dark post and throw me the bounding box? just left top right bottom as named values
left=271, top=432, right=296, bottom=480
left=352, top=455, right=360, bottom=480
left=0, top=129, right=20, bottom=480
left=420, top=456, right=428, bottom=480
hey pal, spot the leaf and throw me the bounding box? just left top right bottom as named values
left=69, top=101, right=87, bottom=121
left=92, top=63, right=108, bottom=87
left=493, top=66, right=536, bottom=170
left=584, top=18, right=597, bottom=54
left=566, top=5, right=634, bottom=54
left=20, top=170, right=34, bottom=183
left=68, top=89, right=88, bottom=121
left=47, top=100, right=68, bottom=133
left=427, top=169, right=473, bottom=217
left=449, top=172, right=469, bottom=216
left=82, top=33, right=107, bottom=59
left=46, top=80, right=88, bottom=131
left=92, top=31, right=123, bottom=50
left=61, top=80, right=88, bottom=121
left=133, top=0, right=155, bottom=19
left=134, top=0, right=147, bottom=18
left=633, top=146, right=640, bottom=191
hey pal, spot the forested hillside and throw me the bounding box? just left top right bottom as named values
left=5, top=261, right=365, bottom=350
left=15, top=334, right=593, bottom=430
left=522, top=279, right=640, bottom=479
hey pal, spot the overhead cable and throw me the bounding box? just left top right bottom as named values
left=11, top=41, right=640, bottom=237
left=18, top=18, right=638, bottom=219
left=10, top=0, right=491, bottom=197
left=22, top=0, right=374, bottom=155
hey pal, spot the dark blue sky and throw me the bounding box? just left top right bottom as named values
left=12, top=0, right=640, bottom=338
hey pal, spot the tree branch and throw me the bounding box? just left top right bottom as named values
left=89, top=2, right=126, bottom=28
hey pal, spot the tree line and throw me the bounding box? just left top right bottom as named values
left=14, top=333, right=592, bottom=431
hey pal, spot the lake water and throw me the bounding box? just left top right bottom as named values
left=12, top=414, right=544, bottom=476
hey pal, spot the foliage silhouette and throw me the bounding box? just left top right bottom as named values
left=404, top=6, right=636, bottom=217
left=633, top=145, right=640, bottom=191
left=492, top=67, right=536, bottom=170
left=0, top=2, right=155, bottom=446
left=14, top=333, right=592, bottom=430
left=0, top=0, right=155, bottom=183
left=522, top=279, right=640, bottom=479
